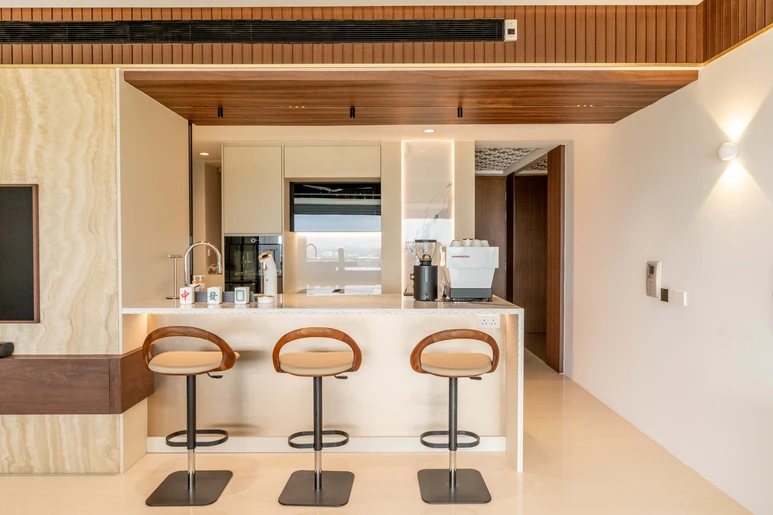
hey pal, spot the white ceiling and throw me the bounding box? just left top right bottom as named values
left=0, top=1, right=702, bottom=7
left=193, top=125, right=570, bottom=161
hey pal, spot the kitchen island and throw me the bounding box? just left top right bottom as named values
left=122, top=294, right=524, bottom=471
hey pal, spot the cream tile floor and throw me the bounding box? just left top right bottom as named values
left=1, top=352, right=748, bottom=515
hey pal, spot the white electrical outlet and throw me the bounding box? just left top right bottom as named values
left=478, top=315, right=500, bottom=329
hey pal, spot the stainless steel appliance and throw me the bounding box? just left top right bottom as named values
left=289, top=182, right=381, bottom=232
left=410, top=239, right=438, bottom=301
left=224, top=236, right=282, bottom=294
left=440, top=246, right=499, bottom=301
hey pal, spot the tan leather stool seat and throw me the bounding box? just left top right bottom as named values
left=420, top=353, right=492, bottom=377
left=279, top=351, right=354, bottom=377
left=148, top=351, right=241, bottom=375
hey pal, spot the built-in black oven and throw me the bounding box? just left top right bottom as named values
left=289, top=182, right=381, bottom=232
left=224, top=236, right=282, bottom=293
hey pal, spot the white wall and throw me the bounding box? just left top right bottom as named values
left=572, top=31, right=773, bottom=515
left=120, top=79, right=189, bottom=306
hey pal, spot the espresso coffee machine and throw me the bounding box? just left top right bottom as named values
left=440, top=246, right=499, bottom=301
left=411, top=239, right=438, bottom=301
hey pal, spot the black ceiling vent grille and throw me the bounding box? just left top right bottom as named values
left=0, top=19, right=505, bottom=45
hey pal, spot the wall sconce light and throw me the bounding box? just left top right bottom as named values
left=717, top=142, right=739, bottom=161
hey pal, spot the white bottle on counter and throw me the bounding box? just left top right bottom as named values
left=260, top=251, right=278, bottom=296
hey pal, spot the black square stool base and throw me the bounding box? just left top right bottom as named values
left=278, top=470, right=355, bottom=507
left=417, top=469, right=492, bottom=504
left=145, top=470, right=233, bottom=507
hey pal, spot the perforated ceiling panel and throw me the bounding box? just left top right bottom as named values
left=475, top=147, right=535, bottom=172
left=522, top=155, right=548, bottom=172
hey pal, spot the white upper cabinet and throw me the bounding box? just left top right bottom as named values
left=284, top=144, right=381, bottom=179
left=222, top=145, right=283, bottom=235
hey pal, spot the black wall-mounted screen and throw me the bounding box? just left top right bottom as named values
left=0, top=185, right=39, bottom=323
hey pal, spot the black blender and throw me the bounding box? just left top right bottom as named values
left=411, top=239, right=438, bottom=301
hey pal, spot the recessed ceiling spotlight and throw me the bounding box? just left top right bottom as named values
left=424, top=129, right=435, bottom=133
left=199, top=152, right=209, bottom=156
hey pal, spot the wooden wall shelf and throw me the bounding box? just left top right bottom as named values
left=0, top=348, right=154, bottom=415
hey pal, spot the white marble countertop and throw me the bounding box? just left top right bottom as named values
left=122, top=293, right=523, bottom=315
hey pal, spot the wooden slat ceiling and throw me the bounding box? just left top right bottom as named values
left=2, top=2, right=772, bottom=66
left=124, top=69, right=699, bottom=125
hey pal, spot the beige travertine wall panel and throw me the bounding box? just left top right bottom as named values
left=0, top=68, right=119, bottom=355
left=0, top=415, right=120, bottom=473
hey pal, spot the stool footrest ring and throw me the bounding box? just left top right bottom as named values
left=288, top=429, right=350, bottom=449
left=165, top=429, right=229, bottom=448
left=419, top=430, right=480, bottom=449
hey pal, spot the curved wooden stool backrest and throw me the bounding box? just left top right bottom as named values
left=410, top=329, right=500, bottom=374
left=272, top=327, right=363, bottom=373
left=142, top=326, right=238, bottom=373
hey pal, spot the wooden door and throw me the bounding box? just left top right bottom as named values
left=546, top=145, right=565, bottom=373
left=504, top=144, right=565, bottom=373
left=509, top=175, right=548, bottom=335
left=474, top=176, right=508, bottom=299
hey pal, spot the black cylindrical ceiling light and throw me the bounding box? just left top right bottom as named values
left=217, top=106, right=224, bottom=118
left=350, top=107, right=356, bottom=119
left=457, top=106, right=463, bottom=118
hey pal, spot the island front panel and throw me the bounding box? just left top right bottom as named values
left=145, top=313, right=506, bottom=441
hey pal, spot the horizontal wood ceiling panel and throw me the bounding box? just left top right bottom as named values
left=0, top=2, right=768, bottom=65
left=124, top=69, right=698, bottom=124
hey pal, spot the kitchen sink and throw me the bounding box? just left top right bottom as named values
left=298, top=287, right=380, bottom=296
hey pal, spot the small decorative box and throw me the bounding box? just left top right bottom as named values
left=234, top=286, right=250, bottom=305
left=179, top=286, right=195, bottom=305
left=207, top=286, right=223, bottom=305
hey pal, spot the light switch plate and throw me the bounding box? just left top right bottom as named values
left=478, top=315, right=500, bottom=329
left=504, top=20, right=518, bottom=42
left=646, top=261, right=661, bottom=298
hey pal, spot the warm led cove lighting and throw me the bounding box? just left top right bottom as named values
left=424, top=129, right=435, bottom=133
left=717, top=142, right=739, bottom=161
left=199, top=152, right=209, bottom=156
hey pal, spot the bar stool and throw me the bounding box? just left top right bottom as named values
left=142, top=326, right=239, bottom=507
left=272, top=327, right=363, bottom=507
left=410, top=329, right=500, bottom=505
